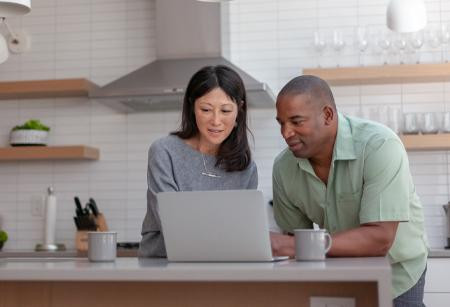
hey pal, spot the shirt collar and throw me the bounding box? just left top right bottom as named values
left=296, top=112, right=356, bottom=172
left=333, top=112, right=357, bottom=161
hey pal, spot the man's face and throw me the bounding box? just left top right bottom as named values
left=276, top=94, right=327, bottom=159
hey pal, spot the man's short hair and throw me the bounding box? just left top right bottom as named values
left=277, top=75, right=336, bottom=110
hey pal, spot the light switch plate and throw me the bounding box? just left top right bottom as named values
left=310, top=296, right=356, bottom=307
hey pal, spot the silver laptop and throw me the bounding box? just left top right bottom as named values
left=157, top=190, right=288, bottom=262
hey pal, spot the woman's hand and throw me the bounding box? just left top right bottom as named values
left=270, top=231, right=295, bottom=258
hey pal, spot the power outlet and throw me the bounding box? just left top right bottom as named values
left=30, top=195, right=45, bottom=217
left=310, top=296, right=356, bottom=307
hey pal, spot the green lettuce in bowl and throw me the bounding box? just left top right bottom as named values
left=10, top=119, right=51, bottom=146
left=12, top=119, right=50, bottom=131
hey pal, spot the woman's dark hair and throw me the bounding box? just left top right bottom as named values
left=171, top=65, right=252, bottom=172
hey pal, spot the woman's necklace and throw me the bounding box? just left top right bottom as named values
left=201, top=153, right=221, bottom=178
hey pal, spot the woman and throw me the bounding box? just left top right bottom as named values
left=138, top=65, right=258, bottom=257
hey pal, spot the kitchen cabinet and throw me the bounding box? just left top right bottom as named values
left=424, top=258, right=450, bottom=307
left=303, top=63, right=450, bottom=86
left=0, top=145, right=99, bottom=161
left=0, top=78, right=97, bottom=99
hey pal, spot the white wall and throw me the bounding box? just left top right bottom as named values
left=0, top=0, right=448, bottom=250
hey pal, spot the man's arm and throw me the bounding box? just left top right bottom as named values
left=271, top=221, right=399, bottom=257
left=327, top=221, right=399, bottom=257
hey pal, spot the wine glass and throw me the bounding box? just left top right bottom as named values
left=313, top=30, right=327, bottom=67
left=376, top=29, right=392, bottom=65
left=408, top=31, right=424, bottom=64
left=355, top=26, right=369, bottom=66
left=439, top=23, right=450, bottom=62
left=393, top=33, right=408, bottom=64
left=426, top=25, right=441, bottom=62
left=332, top=29, right=346, bottom=67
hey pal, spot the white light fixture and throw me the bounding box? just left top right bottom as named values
left=0, top=33, right=9, bottom=64
left=2, top=18, right=30, bottom=54
left=0, top=0, right=31, bottom=17
left=387, top=0, right=427, bottom=33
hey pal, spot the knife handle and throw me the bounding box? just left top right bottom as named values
left=74, top=197, right=83, bottom=212
left=88, top=198, right=100, bottom=216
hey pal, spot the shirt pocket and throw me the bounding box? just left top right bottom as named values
left=336, top=190, right=361, bottom=226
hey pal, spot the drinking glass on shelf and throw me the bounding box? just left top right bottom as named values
left=394, top=33, right=408, bottom=64
left=387, top=106, right=401, bottom=134
left=419, top=112, right=439, bottom=134
left=426, top=25, right=441, bottom=63
left=332, top=29, right=346, bottom=67
left=403, top=113, right=419, bottom=134
left=355, top=26, right=369, bottom=66
left=376, top=29, right=392, bottom=65
left=442, top=112, right=450, bottom=133
left=408, top=31, right=424, bottom=64
left=313, top=30, right=327, bottom=68
left=439, top=24, right=450, bottom=62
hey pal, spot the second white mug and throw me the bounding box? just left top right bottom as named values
left=88, top=231, right=117, bottom=262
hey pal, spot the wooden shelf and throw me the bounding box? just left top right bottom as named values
left=400, top=134, right=450, bottom=151
left=303, top=63, right=450, bottom=85
left=0, top=145, right=100, bottom=161
left=0, top=78, right=98, bottom=99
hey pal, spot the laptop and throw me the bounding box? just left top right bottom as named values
left=157, top=190, right=289, bottom=262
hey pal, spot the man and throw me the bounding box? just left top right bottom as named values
left=270, top=75, right=428, bottom=306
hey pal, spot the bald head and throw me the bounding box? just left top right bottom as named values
left=277, top=75, right=336, bottom=111
left=275, top=75, right=338, bottom=161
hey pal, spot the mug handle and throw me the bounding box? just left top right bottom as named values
left=324, top=233, right=332, bottom=253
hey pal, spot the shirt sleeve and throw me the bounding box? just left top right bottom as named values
left=272, top=161, right=313, bottom=232
left=247, top=161, right=258, bottom=189
left=359, top=138, right=411, bottom=224
left=139, top=140, right=179, bottom=258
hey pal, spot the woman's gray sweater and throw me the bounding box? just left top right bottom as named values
left=138, top=135, right=258, bottom=257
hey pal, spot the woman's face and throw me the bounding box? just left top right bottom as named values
left=194, top=87, right=239, bottom=150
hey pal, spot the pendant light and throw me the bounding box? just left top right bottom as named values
left=386, top=0, right=427, bottom=33
left=0, top=0, right=31, bottom=17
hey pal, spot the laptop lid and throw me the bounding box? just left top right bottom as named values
left=157, top=190, right=278, bottom=262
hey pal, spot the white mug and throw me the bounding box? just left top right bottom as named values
left=294, top=229, right=332, bottom=261
left=88, top=231, right=117, bottom=262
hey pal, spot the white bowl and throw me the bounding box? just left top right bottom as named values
left=10, top=129, right=49, bottom=146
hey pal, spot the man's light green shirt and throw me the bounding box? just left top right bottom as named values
left=273, top=113, right=428, bottom=298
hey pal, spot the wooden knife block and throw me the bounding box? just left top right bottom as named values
left=75, top=213, right=109, bottom=252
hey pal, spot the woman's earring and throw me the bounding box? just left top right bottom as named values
left=234, top=122, right=238, bottom=128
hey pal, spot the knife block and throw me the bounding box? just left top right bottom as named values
left=75, top=213, right=109, bottom=252
left=95, top=213, right=108, bottom=232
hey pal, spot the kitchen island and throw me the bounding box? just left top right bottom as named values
left=0, top=257, right=391, bottom=307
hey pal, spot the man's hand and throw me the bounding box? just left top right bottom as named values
left=270, top=231, right=295, bottom=258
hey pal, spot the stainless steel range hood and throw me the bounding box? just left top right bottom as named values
left=90, top=0, right=275, bottom=112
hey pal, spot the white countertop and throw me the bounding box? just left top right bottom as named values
left=0, top=257, right=390, bottom=282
